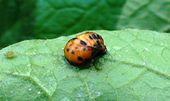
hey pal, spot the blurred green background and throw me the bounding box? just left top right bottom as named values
left=0, top=0, right=169, bottom=49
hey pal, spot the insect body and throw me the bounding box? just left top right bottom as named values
left=64, top=32, right=106, bottom=66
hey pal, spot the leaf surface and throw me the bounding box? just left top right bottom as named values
left=117, top=0, right=170, bottom=32
left=0, top=29, right=170, bottom=101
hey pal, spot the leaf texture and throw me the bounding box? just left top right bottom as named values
left=0, top=29, right=170, bottom=101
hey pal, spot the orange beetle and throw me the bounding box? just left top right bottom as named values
left=76, top=32, right=106, bottom=55
left=64, top=32, right=106, bottom=66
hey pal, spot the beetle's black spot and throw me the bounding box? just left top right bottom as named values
left=92, top=34, right=98, bottom=39
left=66, top=48, right=69, bottom=52
left=71, top=51, right=75, bottom=54
left=89, top=35, right=93, bottom=39
left=97, top=34, right=101, bottom=39
left=78, top=56, right=83, bottom=61
left=83, top=48, right=86, bottom=51
left=96, top=41, right=102, bottom=48
left=96, top=41, right=100, bottom=45
left=80, top=40, right=87, bottom=46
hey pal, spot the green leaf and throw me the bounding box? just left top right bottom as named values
left=34, top=0, right=126, bottom=38
left=117, top=0, right=170, bottom=32
left=0, top=0, right=35, bottom=48
left=1, top=0, right=170, bottom=49
left=0, top=29, right=170, bottom=101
